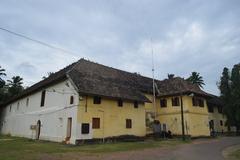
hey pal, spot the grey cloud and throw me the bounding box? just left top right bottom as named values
left=0, top=0, right=240, bottom=95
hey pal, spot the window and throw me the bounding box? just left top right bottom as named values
left=118, top=99, right=123, bottom=107
left=209, top=120, right=214, bottom=130
left=26, top=98, right=29, bottom=107
left=162, top=123, right=167, bottom=132
left=81, top=123, right=90, bottom=134
left=70, top=96, right=74, bottom=104
left=220, top=120, right=223, bottom=126
left=40, top=90, right=46, bottom=107
left=218, top=106, right=223, bottom=113
left=134, top=101, right=138, bottom=108
left=160, top=99, right=167, bottom=108
left=208, top=106, right=214, bottom=113
left=17, top=102, right=20, bottom=110
left=126, top=119, right=132, bottom=128
left=198, top=99, right=204, bottom=107
left=192, top=97, right=198, bottom=106
left=92, top=118, right=100, bottom=129
left=9, top=105, right=12, bottom=112
left=172, top=97, right=180, bottom=106
left=192, top=97, right=204, bottom=107
left=93, top=96, right=101, bottom=104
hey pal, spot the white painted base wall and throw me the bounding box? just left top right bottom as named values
left=0, top=80, right=79, bottom=144
left=1, top=106, right=78, bottom=144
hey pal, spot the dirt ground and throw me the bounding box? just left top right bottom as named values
left=38, top=137, right=240, bottom=160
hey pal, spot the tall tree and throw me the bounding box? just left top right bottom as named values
left=167, top=74, right=175, bottom=79
left=7, top=76, right=24, bottom=96
left=186, top=72, right=205, bottom=88
left=219, top=64, right=240, bottom=134
left=230, top=64, right=240, bottom=133
left=219, top=67, right=233, bottom=129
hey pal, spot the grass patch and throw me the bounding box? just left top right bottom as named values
left=229, top=149, right=240, bottom=160
left=223, top=145, right=240, bottom=160
left=0, top=134, right=189, bottom=160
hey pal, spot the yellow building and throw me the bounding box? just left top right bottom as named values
left=69, top=59, right=221, bottom=139
left=144, top=78, right=213, bottom=137
left=1, top=59, right=228, bottom=144
left=207, top=97, right=228, bottom=133
left=77, top=96, right=147, bottom=139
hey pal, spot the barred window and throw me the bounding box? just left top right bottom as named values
left=198, top=99, right=204, bottom=107
left=160, top=99, right=167, bottom=108
left=81, top=123, right=90, bottom=134
left=134, top=101, right=138, bottom=108
left=218, top=106, right=223, bottom=113
left=208, top=106, right=214, bottom=113
left=93, top=96, right=101, bottom=104
left=192, top=97, right=198, bottom=106
left=126, top=119, right=132, bottom=128
left=172, top=97, right=180, bottom=106
left=118, top=99, right=123, bottom=107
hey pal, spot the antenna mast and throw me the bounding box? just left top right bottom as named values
left=151, top=39, right=157, bottom=119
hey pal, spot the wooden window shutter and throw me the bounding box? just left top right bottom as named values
left=92, top=118, right=100, bottom=129
left=126, top=119, right=132, bottom=129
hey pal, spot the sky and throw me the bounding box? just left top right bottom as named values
left=0, top=0, right=239, bottom=95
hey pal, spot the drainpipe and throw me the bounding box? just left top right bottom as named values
left=180, top=94, right=185, bottom=141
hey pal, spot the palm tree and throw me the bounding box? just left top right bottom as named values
left=186, top=72, right=205, bottom=88
left=0, top=66, right=6, bottom=80
left=7, top=76, right=23, bottom=87
left=167, top=74, right=175, bottom=79
left=0, top=66, right=6, bottom=88
left=42, top=72, right=54, bottom=79
left=7, top=76, right=24, bottom=96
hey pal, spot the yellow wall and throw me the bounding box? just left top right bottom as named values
left=76, top=94, right=226, bottom=139
left=209, top=106, right=227, bottom=132
left=145, top=94, right=210, bottom=137
left=77, top=96, right=146, bottom=139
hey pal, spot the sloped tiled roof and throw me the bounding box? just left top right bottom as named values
left=207, top=96, right=223, bottom=107
left=156, top=77, right=213, bottom=98
left=68, top=61, right=150, bottom=102
left=2, top=62, right=77, bottom=106
left=2, top=58, right=214, bottom=106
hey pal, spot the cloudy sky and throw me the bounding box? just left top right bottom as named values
left=0, top=0, right=239, bottom=95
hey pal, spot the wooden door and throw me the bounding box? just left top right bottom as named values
left=36, top=120, right=41, bottom=140
left=66, top=117, right=72, bottom=139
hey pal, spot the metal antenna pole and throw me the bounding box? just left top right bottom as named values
left=151, top=39, right=157, bottom=119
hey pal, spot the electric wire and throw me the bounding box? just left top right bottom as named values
left=0, top=27, right=78, bottom=55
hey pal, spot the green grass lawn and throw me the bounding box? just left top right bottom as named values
left=223, top=145, right=240, bottom=160
left=0, top=135, right=189, bottom=160
left=229, top=148, right=240, bottom=160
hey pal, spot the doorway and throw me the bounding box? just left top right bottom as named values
left=36, top=120, right=41, bottom=140
left=66, top=117, right=72, bottom=141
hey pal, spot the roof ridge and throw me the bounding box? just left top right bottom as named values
left=78, top=58, right=160, bottom=82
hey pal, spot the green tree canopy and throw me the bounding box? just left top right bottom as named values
left=186, top=72, right=205, bottom=88
left=7, top=76, right=24, bottom=96
left=0, top=66, right=6, bottom=88
left=219, top=63, right=240, bottom=134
